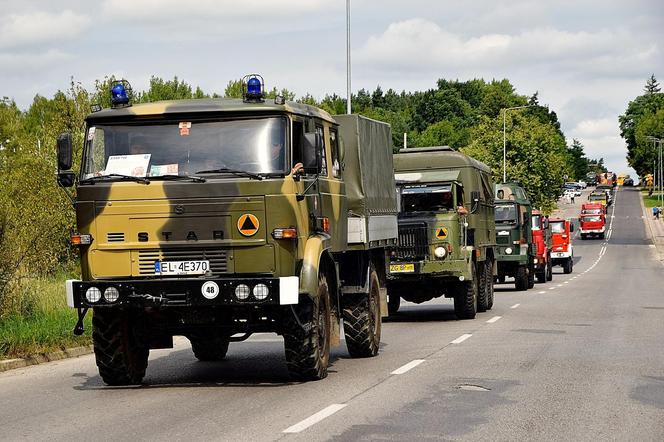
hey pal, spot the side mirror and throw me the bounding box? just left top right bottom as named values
left=302, top=132, right=322, bottom=174
left=57, top=133, right=73, bottom=171
left=470, top=191, right=480, bottom=214
left=570, top=223, right=574, bottom=232
left=57, top=171, right=76, bottom=188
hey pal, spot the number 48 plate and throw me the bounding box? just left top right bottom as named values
left=155, top=260, right=210, bottom=275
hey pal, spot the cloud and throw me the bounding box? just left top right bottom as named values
left=353, top=19, right=659, bottom=78
left=0, top=50, right=73, bottom=74
left=102, top=0, right=332, bottom=20
left=0, top=10, right=91, bottom=49
left=571, top=118, right=619, bottom=139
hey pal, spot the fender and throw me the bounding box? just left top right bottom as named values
left=299, top=234, right=332, bottom=298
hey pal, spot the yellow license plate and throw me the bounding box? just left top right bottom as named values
left=390, top=263, right=415, bottom=273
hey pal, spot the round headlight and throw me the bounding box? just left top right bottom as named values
left=104, top=286, right=120, bottom=303
left=434, top=246, right=447, bottom=259
left=85, top=287, right=102, bottom=303
left=253, top=283, right=269, bottom=300
left=235, top=284, right=250, bottom=301
left=505, top=247, right=513, bottom=255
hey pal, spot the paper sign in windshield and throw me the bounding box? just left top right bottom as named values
left=105, top=154, right=151, bottom=177
left=150, top=164, right=179, bottom=176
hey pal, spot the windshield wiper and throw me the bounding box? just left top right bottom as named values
left=151, top=174, right=206, bottom=183
left=80, top=174, right=150, bottom=185
left=195, top=168, right=264, bottom=181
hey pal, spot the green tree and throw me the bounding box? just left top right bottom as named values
left=644, top=74, right=661, bottom=94
left=567, top=138, right=589, bottom=180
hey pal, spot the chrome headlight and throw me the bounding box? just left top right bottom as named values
left=434, top=246, right=447, bottom=259
left=505, top=247, right=513, bottom=255
left=253, top=283, right=269, bottom=301
left=85, top=287, right=102, bottom=303
left=103, top=286, right=120, bottom=303
left=235, top=284, right=251, bottom=301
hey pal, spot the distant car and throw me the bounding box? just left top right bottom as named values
left=623, top=178, right=634, bottom=186
left=577, top=180, right=587, bottom=189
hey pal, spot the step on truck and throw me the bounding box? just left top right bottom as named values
left=549, top=217, right=574, bottom=273
left=494, top=183, right=536, bottom=291
left=386, top=146, right=496, bottom=319
left=56, top=77, right=398, bottom=385
left=531, top=209, right=553, bottom=283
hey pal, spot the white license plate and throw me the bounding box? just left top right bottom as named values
left=551, top=252, right=565, bottom=258
left=155, top=260, right=210, bottom=275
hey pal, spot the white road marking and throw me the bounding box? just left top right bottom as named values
left=391, top=359, right=426, bottom=375
left=549, top=287, right=556, bottom=290
left=510, top=303, right=520, bottom=309
left=283, top=404, right=347, bottom=433
left=564, top=281, right=569, bottom=284
left=539, top=290, right=546, bottom=294
left=451, top=334, right=473, bottom=344
left=650, top=244, right=656, bottom=248
left=557, top=284, right=563, bottom=287
left=486, top=316, right=502, bottom=323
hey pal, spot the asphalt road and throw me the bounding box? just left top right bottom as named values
left=1, top=187, right=663, bottom=441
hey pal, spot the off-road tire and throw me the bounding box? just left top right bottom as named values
left=344, top=268, right=381, bottom=358
left=527, top=265, right=535, bottom=289
left=600, top=232, right=605, bottom=239
left=477, top=261, right=488, bottom=313
left=387, top=289, right=401, bottom=316
left=497, top=275, right=505, bottom=284
left=563, top=258, right=573, bottom=274
left=92, top=309, right=149, bottom=386
left=191, top=337, right=230, bottom=361
left=283, top=273, right=331, bottom=381
left=515, top=265, right=528, bottom=291
left=485, top=258, right=494, bottom=310
left=454, top=267, right=478, bottom=319
left=546, top=260, right=553, bottom=281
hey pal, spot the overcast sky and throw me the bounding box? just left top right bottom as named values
left=1, top=0, right=663, bottom=176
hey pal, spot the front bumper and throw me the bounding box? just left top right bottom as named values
left=66, top=276, right=299, bottom=308
left=387, top=258, right=471, bottom=281
left=580, top=226, right=605, bottom=234
left=551, top=250, right=572, bottom=259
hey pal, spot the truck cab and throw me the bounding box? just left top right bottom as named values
left=494, top=182, right=535, bottom=291
left=531, top=209, right=553, bottom=283
left=549, top=217, right=573, bottom=273
left=579, top=211, right=606, bottom=239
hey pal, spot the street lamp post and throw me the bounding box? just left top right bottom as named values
left=346, top=0, right=351, bottom=115
left=647, top=136, right=663, bottom=210
left=502, top=105, right=534, bottom=183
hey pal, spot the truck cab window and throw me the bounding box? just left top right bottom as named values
left=316, top=125, right=327, bottom=176
left=292, top=120, right=304, bottom=167
left=330, top=128, right=340, bottom=178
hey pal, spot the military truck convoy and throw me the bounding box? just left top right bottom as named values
left=56, top=77, right=574, bottom=385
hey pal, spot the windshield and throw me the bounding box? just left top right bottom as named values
left=532, top=215, right=541, bottom=230
left=401, top=184, right=454, bottom=213
left=550, top=221, right=565, bottom=233
left=583, top=208, right=602, bottom=215
left=495, top=204, right=517, bottom=223
left=81, top=117, right=288, bottom=179
left=589, top=195, right=606, bottom=201
left=582, top=215, right=602, bottom=223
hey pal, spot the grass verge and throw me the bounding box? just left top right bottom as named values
left=0, top=273, right=91, bottom=360
left=642, top=189, right=664, bottom=208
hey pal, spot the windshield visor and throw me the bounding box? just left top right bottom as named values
left=581, top=215, right=602, bottom=223
left=495, top=204, right=517, bottom=223
left=82, top=117, right=288, bottom=179
left=400, top=184, right=454, bottom=213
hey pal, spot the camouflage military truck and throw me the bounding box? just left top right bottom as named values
left=386, top=146, right=496, bottom=319
left=56, top=77, right=398, bottom=385
left=494, top=182, right=535, bottom=291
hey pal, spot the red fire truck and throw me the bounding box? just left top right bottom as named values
left=549, top=217, right=573, bottom=274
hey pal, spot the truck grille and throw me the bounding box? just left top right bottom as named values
left=107, top=232, right=125, bottom=242
left=138, top=249, right=229, bottom=275
left=395, top=223, right=428, bottom=260
left=496, top=235, right=510, bottom=245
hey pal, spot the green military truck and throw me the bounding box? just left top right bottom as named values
left=386, top=146, right=496, bottom=319
left=494, top=182, right=535, bottom=291
left=56, top=77, right=398, bottom=385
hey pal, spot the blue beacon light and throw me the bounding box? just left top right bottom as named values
left=247, top=77, right=262, bottom=96
left=110, top=82, right=130, bottom=107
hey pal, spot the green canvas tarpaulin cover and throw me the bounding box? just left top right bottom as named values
left=334, top=114, right=398, bottom=216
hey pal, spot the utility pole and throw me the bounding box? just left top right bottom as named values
left=346, top=0, right=351, bottom=115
